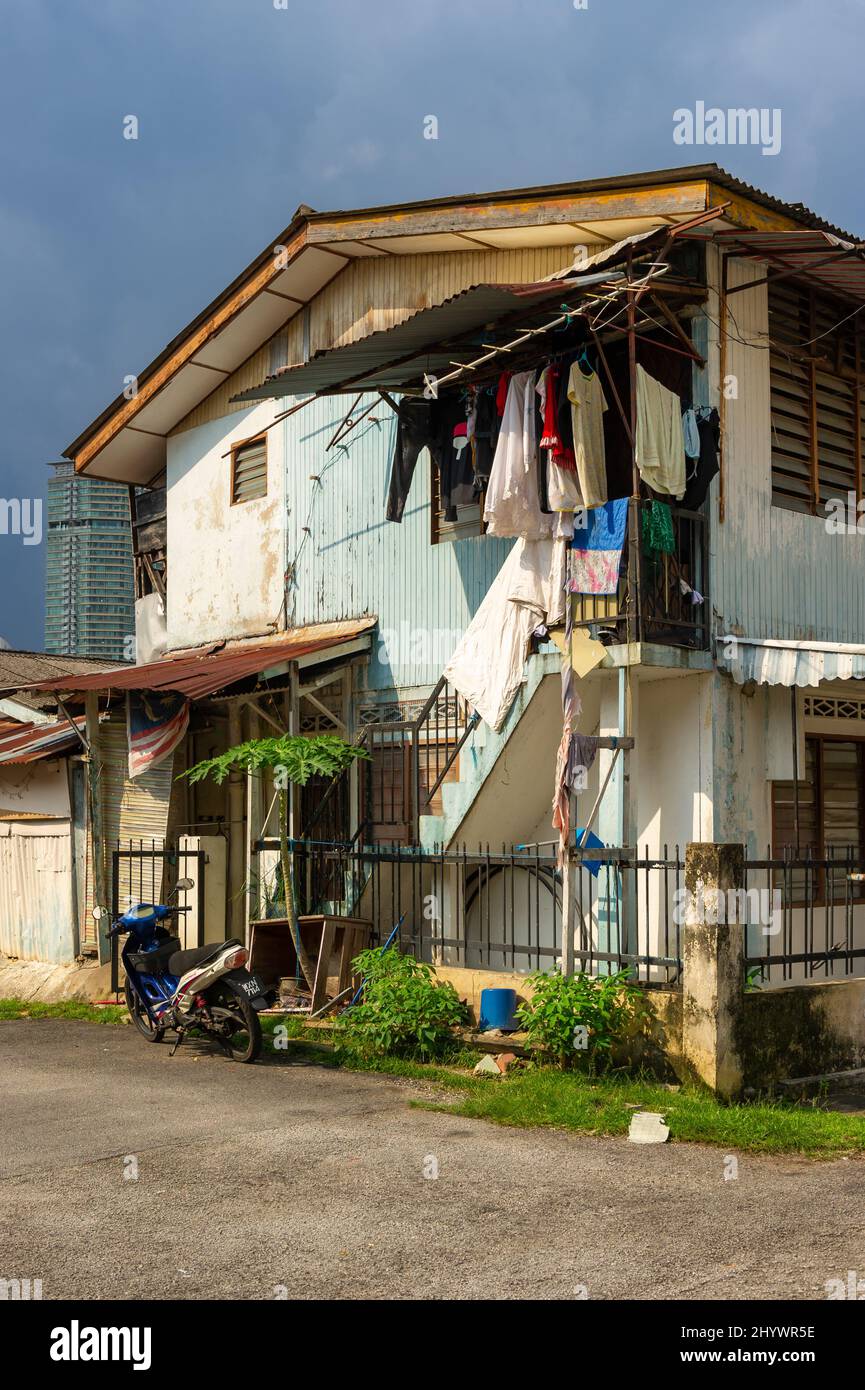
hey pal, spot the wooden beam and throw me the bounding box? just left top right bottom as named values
left=304, top=183, right=709, bottom=244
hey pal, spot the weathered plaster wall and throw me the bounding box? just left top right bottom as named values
left=0, top=759, right=71, bottom=820
left=165, top=400, right=284, bottom=650
left=741, top=977, right=865, bottom=1085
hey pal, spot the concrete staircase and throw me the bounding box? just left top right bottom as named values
left=418, top=649, right=562, bottom=850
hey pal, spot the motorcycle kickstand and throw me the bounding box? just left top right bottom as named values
left=169, top=1029, right=187, bottom=1057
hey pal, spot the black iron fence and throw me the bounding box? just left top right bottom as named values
left=744, top=846, right=865, bottom=984
left=256, top=840, right=686, bottom=985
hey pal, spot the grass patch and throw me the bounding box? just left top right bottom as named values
left=0, top=997, right=127, bottom=1025
left=405, top=1066, right=865, bottom=1156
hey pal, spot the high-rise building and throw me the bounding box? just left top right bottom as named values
left=44, top=462, right=135, bottom=661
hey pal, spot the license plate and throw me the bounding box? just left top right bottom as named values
left=240, top=974, right=264, bottom=999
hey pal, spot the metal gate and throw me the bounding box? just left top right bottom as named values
left=110, top=839, right=206, bottom=993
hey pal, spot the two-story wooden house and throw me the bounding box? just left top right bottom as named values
left=37, top=164, right=865, bottom=989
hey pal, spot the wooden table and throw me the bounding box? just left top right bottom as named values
left=249, top=915, right=372, bottom=1012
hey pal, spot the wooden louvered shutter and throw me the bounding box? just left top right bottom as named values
left=769, top=283, right=863, bottom=513
left=231, top=436, right=267, bottom=503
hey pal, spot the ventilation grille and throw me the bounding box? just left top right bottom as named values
left=804, top=694, right=865, bottom=721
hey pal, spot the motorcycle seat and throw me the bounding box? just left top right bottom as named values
left=168, top=938, right=243, bottom=979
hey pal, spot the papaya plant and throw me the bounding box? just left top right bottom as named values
left=183, top=733, right=368, bottom=991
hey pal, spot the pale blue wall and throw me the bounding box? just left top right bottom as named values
left=283, top=395, right=512, bottom=693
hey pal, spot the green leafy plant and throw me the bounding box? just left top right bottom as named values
left=516, top=967, right=642, bottom=1069
left=183, top=733, right=368, bottom=991
left=744, top=965, right=764, bottom=992
left=334, top=948, right=468, bottom=1060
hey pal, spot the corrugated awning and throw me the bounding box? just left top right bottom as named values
left=718, top=637, right=865, bottom=687
left=23, top=619, right=376, bottom=701
left=231, top=217, right=723, bottom=405
left=0, top=717, right=86, bottom=765
left=230, top=276, right=615, bottom=403
left=701, top=229, right=865, bottom=302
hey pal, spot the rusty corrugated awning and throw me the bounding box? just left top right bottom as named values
left=23, top=619, right=376, bottom=701
left=700, top=228, right=865, bottom=302
left=0, top=717, right=87, bottom=765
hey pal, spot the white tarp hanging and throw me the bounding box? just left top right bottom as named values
left=444, top=537, right=565, bottom=730
left=718, top=636, right=865, bottom=687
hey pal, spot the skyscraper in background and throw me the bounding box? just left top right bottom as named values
left=44, top=462, right=135, bottom=661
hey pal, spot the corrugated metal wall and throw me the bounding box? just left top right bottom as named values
left=100, top=717, right=175, bottom=914
left=711, top=254, right=865, bottom=644
left=0, top=821, right=75, bottom=963
left=284, top=395, right=512, bottom=691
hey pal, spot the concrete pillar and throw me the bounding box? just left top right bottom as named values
left=682, top=842, right=745, bottom=1099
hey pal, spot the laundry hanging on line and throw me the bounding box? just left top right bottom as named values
left=386, top=393, right=492, bottom=523
left=635, top=363, right=686, bottom=498
left=681, top=406, right=720, bottom=510
left=483, top=370, right=553, bottom=539
left=568, top=497, right=629, bottom=595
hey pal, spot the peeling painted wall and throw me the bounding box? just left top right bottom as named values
left=165, top=401, right=285, bottom=649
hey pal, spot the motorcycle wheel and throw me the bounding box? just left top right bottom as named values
left=209, top=988, right=262, bottom=1064
left=124, top=978, right=166, bottom=1043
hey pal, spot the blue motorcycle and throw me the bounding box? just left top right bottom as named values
left=104, top=878, right=274, bottom=1063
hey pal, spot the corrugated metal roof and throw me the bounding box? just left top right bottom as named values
left=0, top=717, right=86, bottom=765
left=0, top=650, right=124, bottom=697
left=230, top=277, right=611, bottom=402
left=706, top=228, right=865, bottom=302
left=23, top=619, right=376, bottom=700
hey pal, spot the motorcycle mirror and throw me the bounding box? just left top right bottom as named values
left=176, top=877, right=195, bottom=891
left=91, top=905, right=105, bottom=920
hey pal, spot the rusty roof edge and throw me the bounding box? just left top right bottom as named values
left=307, top=164, right=855, bottom=241
left=20, top=619, right=378, bottom=698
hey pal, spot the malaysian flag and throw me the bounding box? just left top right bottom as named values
left=127, top=691, right=189, bottom=779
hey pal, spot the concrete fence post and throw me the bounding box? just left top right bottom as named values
left=681, top=843, right=746, bottom=1099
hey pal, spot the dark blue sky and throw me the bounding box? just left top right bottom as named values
left=1, top=0, right=863, bottom=649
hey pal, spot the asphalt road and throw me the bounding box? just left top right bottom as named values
left=1, top=1018, right=863, bottom=1301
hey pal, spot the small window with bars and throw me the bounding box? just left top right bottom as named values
left=769, top=282, right=864, bottom=514
left=230, top=436, right=267, bottom=504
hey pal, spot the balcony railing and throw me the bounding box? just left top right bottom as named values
left=572, top=499, right=709, bottom=651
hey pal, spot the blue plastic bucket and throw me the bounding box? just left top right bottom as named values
left=478, top=987, right=518, bottom=1032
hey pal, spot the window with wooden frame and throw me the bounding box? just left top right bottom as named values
left=769, top=281, right=864, bottom=514
left=430, top=456, right=483, bottom=543
left=230, top=435, right=267, bottom=504
left=772, top=735, right=865, bottom=900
